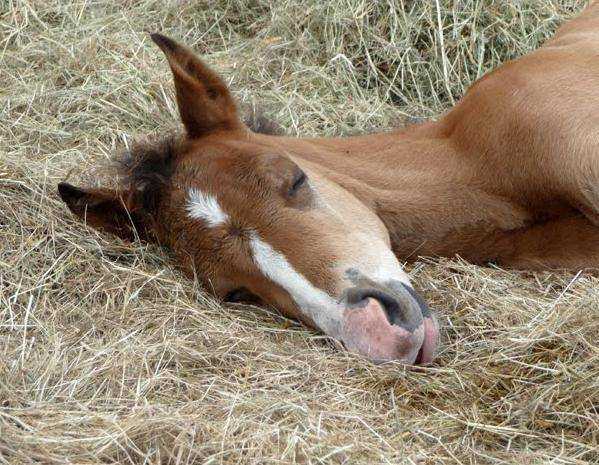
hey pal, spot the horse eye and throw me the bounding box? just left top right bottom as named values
left=224, top=288, right=260, bottom=304
left=288, top=171, right=307, bottom=197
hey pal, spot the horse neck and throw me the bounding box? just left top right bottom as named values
left=263, top=121, right=466, bottom=213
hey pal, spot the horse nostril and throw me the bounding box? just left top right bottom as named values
left=344, top=288, right=403, bottom=326
left=344, top=286, right=427, bottom=334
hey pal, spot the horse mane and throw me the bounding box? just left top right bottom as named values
left=242, top=106, right=283, bottom=136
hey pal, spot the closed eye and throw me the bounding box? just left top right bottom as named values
left=288, top=171, right=307, bottom=197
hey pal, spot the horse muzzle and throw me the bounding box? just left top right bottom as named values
left=340, top=284, right=439, bottom=365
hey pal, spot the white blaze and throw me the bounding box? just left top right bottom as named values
left=186, top=188, right=229, bottom=227
left=249, top=233, right=342, bottom=336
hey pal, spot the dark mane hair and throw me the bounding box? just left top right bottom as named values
left=242, top=107, right=283, bottom=136
left=115, top=111, right=282, bottom=210
left=116, top=134, right=182, bottom=211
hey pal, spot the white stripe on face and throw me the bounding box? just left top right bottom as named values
left=249, top=232, right=342, bottom=336
left=186, top=188, right=229, bottom=227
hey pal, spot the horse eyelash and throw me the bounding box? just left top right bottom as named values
left=289, top=171, right=307, bottom=197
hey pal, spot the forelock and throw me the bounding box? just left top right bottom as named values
left=116, top=133, right=184, bottom=210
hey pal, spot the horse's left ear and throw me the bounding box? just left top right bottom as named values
left=58, top=182, right=146, bottom=241
left=150, top=33, right=244, bottom=138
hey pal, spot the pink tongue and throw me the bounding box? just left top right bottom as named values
left=415, top=316, right=439, bottom=365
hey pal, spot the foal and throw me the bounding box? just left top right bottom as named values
left=59, top=4, right=599, bottom=365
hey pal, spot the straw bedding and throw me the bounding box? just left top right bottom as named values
left=1, top=1, right=597, bottom=463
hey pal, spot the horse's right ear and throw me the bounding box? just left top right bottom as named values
left=150, top=33, right=244, bottom=138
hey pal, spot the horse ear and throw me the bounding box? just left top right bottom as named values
left=150, top=33, right=244, bottom=138
left=58, top=182, right=146, bottom=241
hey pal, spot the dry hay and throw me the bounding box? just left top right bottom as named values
left=1, top=1, right=598, bottom=463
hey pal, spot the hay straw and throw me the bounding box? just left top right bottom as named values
left=1, top=0, right=597, bottom=463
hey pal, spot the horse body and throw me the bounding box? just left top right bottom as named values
left=58, top=4, right=599, bottom=365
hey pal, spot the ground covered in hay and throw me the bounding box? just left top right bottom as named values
left=1, top=1, right=598, bottom=463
